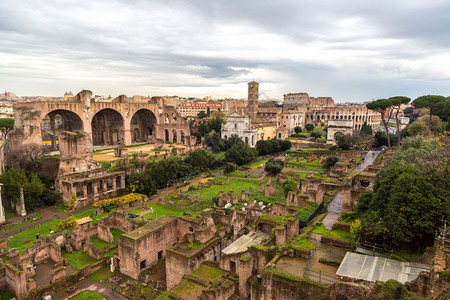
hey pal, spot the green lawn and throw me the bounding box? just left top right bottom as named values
left=72, top=208, right=113, bottom=225
left=111, top=228, right=124, bottom=241
left=91, top=237, right=114, bottom=252
left=227, top=171, right=259, bottom=178
left=312, top=224, right=353, bottom=242
left=8, top=218, right=64, bottom=253
left=297, top=202, right=319, bottom=220
left=69, top=290, right=105, bottom=300
left=245, top=158, right=269, bottom=170
left=87, top=267, right=112, bottom=281
left=62, top=250, right=98, bottom=269
left=186, top=177, right=260, bottom=202
left=0, top=213, right=42, bottom=233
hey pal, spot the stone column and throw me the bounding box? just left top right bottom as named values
left=20, top=187, right=27, bottom=217
left=0, top=183, right=5, bottom=223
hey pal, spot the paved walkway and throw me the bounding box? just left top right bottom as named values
left=322, top=150, right=380, bottom=230
left=53, top=280, right=127, bottom=300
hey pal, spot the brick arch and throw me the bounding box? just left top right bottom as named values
left=91, top=108, right=125, bottom=146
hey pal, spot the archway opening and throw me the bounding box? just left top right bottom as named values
left=92, top=108, right=124, bottom=146
left=41, top=109, right=84, bottom=150
left=130, top=109, right=157, bottom=143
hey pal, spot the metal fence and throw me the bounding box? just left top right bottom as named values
left=299, top=202, right=323, bottom=228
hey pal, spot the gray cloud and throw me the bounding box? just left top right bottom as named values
left=0, top=0, right=449, bottom=101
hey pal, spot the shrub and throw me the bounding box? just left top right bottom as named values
left=93, top=193, right=146, bottom=208
left=323, top=156, right=339, bottom=169
left=305, top=124, right=314, bottom=132
left=264, top=158, right=284, bottom=175
left=224, top=163, right=238, bottom=174
left=294, top=126, right=302, bottom=134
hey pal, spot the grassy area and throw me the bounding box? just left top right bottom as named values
left=191, top=264, right=224, bottom=283
left=312, top=224, right=353, bottom=242
left=391, top=249, right=424, bottom=262
left=72, top=208, right=113, bottom=225
left=227, top=171, right=259, bottom=178
left=0, top=213, right=42, bottom=233
left=285, top=156, right=325, bottom=172
left=8, top=218, right=64, bottom=253
left=62, top=250, right=98, bottom=269
left=87, top=267, right=112, bottom=281
left=5, top=210, right=16, bottom=220
left=297, top=202, right=319, bottom=220
left=111, top=228, right=124, bottom=241
left=0, top=289, right=16, bottom=300
left=69, top=290, right=105, bottom=300
left=91, top=236, right=114, bottom=251
left=211, top=151, right=225, bottom=160
left=245, top=157, right=269, bottom=170
left=186, top=177, right=260, bottom=202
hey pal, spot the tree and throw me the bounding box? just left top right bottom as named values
left=264, top=158, right=284, bottom=175
left=294, top=126, right=302, bottom=134
left=197, top=110, right=207, bottom=119
left=413, top=95, right=448, bottom=125
left=225, top=141, right=256, bottom=165
left=323, top=155, right=339, bottom=170
left=279, top=140, right=292, bottom=151
left=23, top=173, right=45, bottom=210
left=373, top=131, right=398, bottom=148
left=367, top=99, right=394, bottom=147
left=185, top=149, right=217, bottom=172
left=208, top=115, right=225, bottom=134
left=0, top=118, right=14, bottom=139
left=360, top=122, right=373, bottom=136
left=206, top=107, right=211, bottom=117
left=9, top=143, right=50, bottom=171
left=205, top=133, right=224, bottom=152
left=224, top=134, right=242, bottom=150
left=0, top=168, right=45, bottom=211
left=224, top=163, right=237, bottom=174
left=407, top=122, right=430, bottom=137
left=335, top=132, right=352, bottom=150
left=305, top=124, right=314, bottom=132
left=388, top=96, right=410, bottom=144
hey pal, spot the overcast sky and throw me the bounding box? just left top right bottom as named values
left=1, top=0, right=449, bottom=102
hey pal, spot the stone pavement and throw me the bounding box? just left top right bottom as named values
left=53, top=279, right=127, bottom=300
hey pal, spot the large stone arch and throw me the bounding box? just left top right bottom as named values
left=130, top=109, right=157, bottom=143
left=41, top=109, right=84, bottom=150
left=92, top=108, right=125, bottom=146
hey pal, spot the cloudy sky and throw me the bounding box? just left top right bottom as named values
left=1, top=0, right=449, bottom=102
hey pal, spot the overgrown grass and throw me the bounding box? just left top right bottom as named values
left=111, top=228, right=124, bottom=242
left=227, top=171, right=259, bottom=178
left=186, top=177, right=260, bottom=202
left=0, top=288, right=16, bottom=300
left=297, top=202, right=319, bottom=220
left=312, top=224, right=353, bottom=242
left=62, top=250, right=98, bottom=269
left=87, top=267, right=112, bottom=281
left=191, top=265, right=224, bottom=284
left=69, top=290, right=105, bottom=300
left=91, top=236, right=114, bottom=252
left=8, top=218, right=64, bottom=253
left=245, top=157, right=269, bottom=170
left=0, top=213, right=42, bottom=233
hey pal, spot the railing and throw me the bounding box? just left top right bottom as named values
left=299, top=202, right=323, bottom=228
left=303, top=268, right=338, bottom=284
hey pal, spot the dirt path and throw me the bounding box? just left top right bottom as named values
left=53, top=279, right=127, bottom=300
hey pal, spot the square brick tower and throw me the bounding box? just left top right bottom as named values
left=247, top=81, right=259, bottom=118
